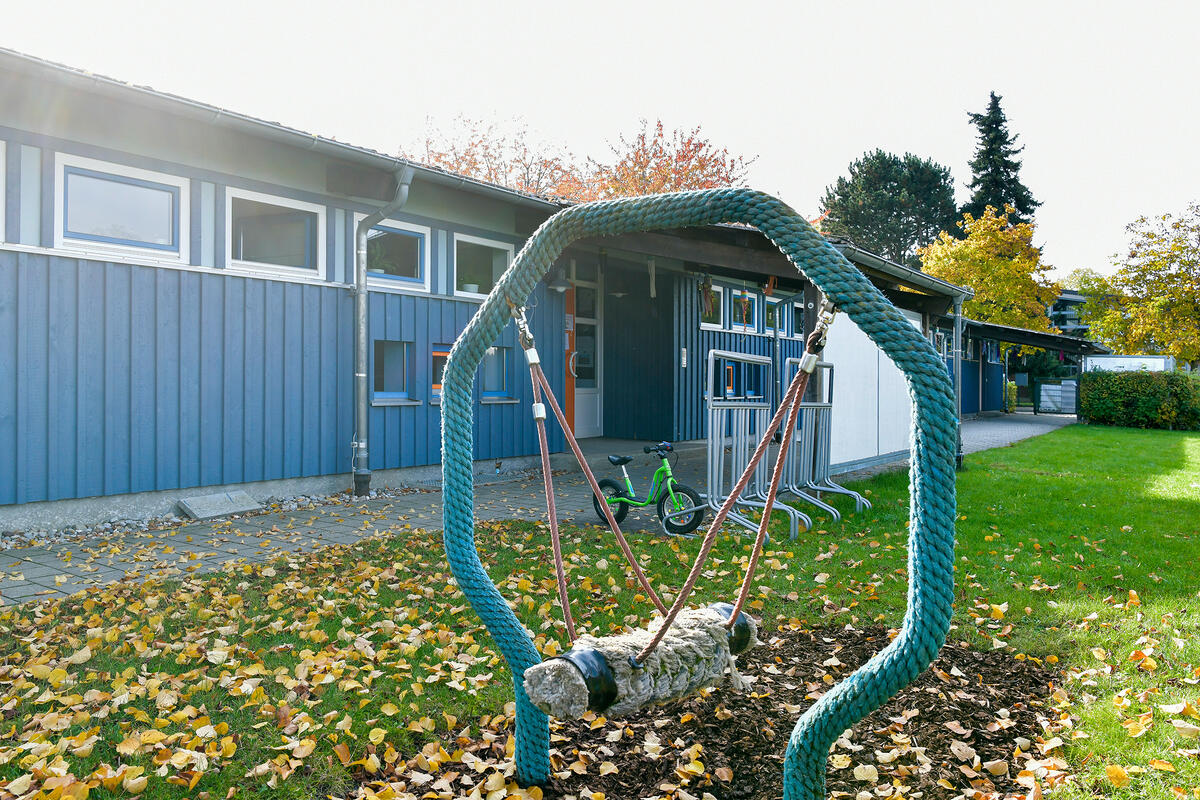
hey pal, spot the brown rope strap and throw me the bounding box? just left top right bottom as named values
left=724, top=363, right=809, bottom=628
left=634, top=360, right=812, bottom=664
left=531, top=362, right=669, bottom=615
left=528, top=363, right=578, bottom=642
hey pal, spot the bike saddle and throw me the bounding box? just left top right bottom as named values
left=608, top=455, right=633, bottom=466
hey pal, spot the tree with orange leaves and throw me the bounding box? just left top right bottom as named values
left=586, top=119, right=754, bottom=199
left=401, top=117, right=754, bottom=201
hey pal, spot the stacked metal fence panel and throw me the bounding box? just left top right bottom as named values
left=702, top=349, right=809, bottom=539
left=783, top=358, right=871, bottom=514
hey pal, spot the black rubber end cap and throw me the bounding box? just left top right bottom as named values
left=557, top=647, right=618, bottom=713
left=711, top=602, right=754, bottom=655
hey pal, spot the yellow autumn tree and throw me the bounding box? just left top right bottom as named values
left=920, top=205, right=1059, bottom=333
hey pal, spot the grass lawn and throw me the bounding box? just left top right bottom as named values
left=1, top=423, right=1198, bottom=800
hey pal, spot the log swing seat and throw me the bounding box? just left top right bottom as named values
left=439, top=189, right=958, bottom=800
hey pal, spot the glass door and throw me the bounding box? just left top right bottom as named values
left=571, top=260, right=603, bottom=438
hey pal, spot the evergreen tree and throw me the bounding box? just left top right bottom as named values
left=961, top=92, right=1040, bottom=224
left=819, top=149, right=958, bottom=268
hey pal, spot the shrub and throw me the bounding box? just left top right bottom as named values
left=1005, top=381, right=1018, bottom=413
left=1078, top=370, right=1200, bottom=430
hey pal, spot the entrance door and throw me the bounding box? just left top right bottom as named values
left=571, top=262, right=603, bottom=437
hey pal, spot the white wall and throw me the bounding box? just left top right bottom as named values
left=824, top=310, right=922, bottom=468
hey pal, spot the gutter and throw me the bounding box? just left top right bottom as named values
left=352, top=166, right=415, bottom=496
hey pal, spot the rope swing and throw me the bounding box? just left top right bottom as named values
left=439, top=189, right=957, bottom=800
left=516, top=298, right=836, bottom=719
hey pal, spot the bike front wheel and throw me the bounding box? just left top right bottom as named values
left=657, top=483, right=704, bottom=535
left=593, top=478, right=631, bottom=525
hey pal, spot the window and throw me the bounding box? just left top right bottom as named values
left=713, top=359, right=766, bottom=400
left=373, top=341, right=414, bottom=401
left=0, top=141, right=5, bottom=242
left=481, top=347, right=511, bottom=398
left=575, top=286, right=598, bottom=319
left=454, top=234, right=513, bottom=298
left=731, top=290, right=757, bottom=331
left=965, top=339, right=977, bottom=361
left=575, top=323, right=598, bottom=389
left=358, top=215, right=431, bottom=292
left=792, top=303, right=806, bottom=339
left=745, top=363, right=765, bottom=398
left=764, top=299, right=784, bottom=335
left=574, top=258, right=598, bottom=282
left=55, top=154, right=189, bottom=260
left=699, top=285, right=724, bottom=329
left=227, top=188, right=325, bottom=275
left=431, top=348, right=451, bottom=397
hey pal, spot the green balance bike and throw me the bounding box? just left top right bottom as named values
left=592, top=441, right=706, bottom=535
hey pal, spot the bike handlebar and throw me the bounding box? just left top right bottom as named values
left=643, top=441, right=674, bottom=455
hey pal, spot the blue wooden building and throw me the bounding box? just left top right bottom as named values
left=0, top=47, right=1093, bottom=526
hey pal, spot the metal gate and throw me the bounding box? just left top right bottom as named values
left=703, top=350, right=809, bottom=539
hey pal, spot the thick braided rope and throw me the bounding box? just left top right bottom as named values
left=440, top=188, right=957, bottom=796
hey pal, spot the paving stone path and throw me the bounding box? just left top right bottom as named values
left=0, top=412, right=1074, bottom=605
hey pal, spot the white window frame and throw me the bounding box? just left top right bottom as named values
left=764, top=297, right=785, bottom=336
left=372, top=339, right=418, bottom=405
left=791, top=302, right=807, bottom=339
left=226, top=187, right=326, bottom=279
left=699, top=284, right=724, bottom=331
left=353, top=213, right=431, bottom=294
left=54, top=153, right=190, bottom=263
left=452, top=232, right=513, bottom=300
left=480, top=345, right=512, bottom=399
left=730, top=289, right=758, bottom=333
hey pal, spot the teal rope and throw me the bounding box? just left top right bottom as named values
left=440, top=189, right=957, bottom=797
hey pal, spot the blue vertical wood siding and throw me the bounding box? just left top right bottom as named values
left=943, top=336, right=1005, bottom=416
left=671, top=274, right=807, bottom=442
left=981, top=361, right=1005, bottom=412
left=601, top=269, right=674, bottom=441
left=366, top=284, right=565, bottom=470
left=0, top=251, right=360, bottom=505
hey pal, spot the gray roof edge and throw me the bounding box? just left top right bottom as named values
left=0, top=47, right=563, bottom=212
left=959, top=317, right=1109, bottom=353
left=831, top=240, right=974, bottom=300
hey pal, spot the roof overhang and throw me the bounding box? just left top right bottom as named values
left=575, top=227, right=973, bottom=316
left=954, top=318, right=1110, bottom=355
left=0, top=47, right=563, bottom=212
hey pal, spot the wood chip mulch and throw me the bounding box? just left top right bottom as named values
left=540, top=625, right=1059, bottom=800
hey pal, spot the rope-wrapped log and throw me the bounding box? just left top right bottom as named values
left=524, top=604, right=758, bottom=719
left=439, top=188, right=957, bottom=799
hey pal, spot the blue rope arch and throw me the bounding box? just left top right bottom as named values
left=439, top=188, right=957, bottom=799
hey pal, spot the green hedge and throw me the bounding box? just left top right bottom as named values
left=1079, top=370, right=1200, bottom=430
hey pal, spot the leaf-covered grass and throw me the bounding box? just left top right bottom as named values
left=0, top=424, right=1197, bottom=799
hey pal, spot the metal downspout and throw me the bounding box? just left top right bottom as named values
left=353, top=166, right=416, bottom=496
left=953, top=298, right=964, bottom=469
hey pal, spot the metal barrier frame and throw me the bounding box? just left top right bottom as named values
left=700, top=349, right=809, bottom=539
left=782, top=357, right=871, bottom=512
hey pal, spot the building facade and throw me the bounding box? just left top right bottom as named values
left=2, top=48, right=1066, bottom=526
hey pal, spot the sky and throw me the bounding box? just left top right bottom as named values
left=5, top=0, right=1198, bottom=277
